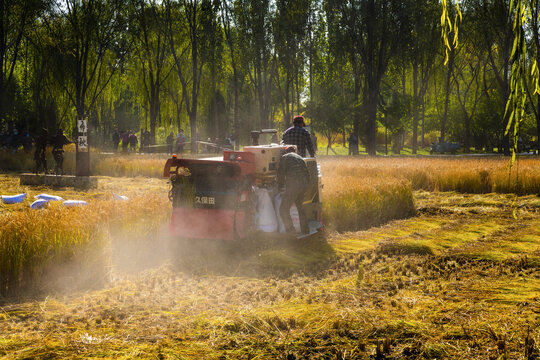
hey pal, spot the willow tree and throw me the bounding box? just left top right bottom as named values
left=274, top=0, right=310, bottom=123
left=324, top=0, right=363, bottom=154
left=235, top=0, right=275, bottom=129
left=505, top=0, right=539, bottom=160
left=409, top=0, right=439, bottom=153
left=165, top=0, right=213, bottom=153
left=328, top=0, right=407, bottom=156
left=131, top=0, right=170, bottom=142
left=443, top=0, right=540, bottom=157
left=0, top=0, right=45, bottom=122
left=526, top=0, right=540, bottom=151
left=42, top=0, right=127, bottom=124
left=220, top=0, right=240, bottom=137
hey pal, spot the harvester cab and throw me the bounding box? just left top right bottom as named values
left=163, top=130, right=323, bottom=241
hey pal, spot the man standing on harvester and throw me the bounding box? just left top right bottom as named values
left=281, top=115, right=315, bottom=158
left=278, top=146, right=310, bottom=235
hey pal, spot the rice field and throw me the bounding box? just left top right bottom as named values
left=319, top=156, right=540, bottom=195
left=3, top=149, right=540, bottom=195
left=0, top=156, right=539, bottom=359
left=2, top=155, right=540, bottom=294
left=0, top=176, right=170, bottom=296
left=0, top=160, right=415, bottom=294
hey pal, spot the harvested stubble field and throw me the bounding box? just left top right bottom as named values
left=0, top=156, right=539, bottom=359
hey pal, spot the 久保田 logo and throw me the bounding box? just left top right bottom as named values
left=195, top=196, right=215, bottom=205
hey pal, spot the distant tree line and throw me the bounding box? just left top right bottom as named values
left=0, top=0, right=539, bottom=154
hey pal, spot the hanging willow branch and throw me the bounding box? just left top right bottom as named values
left=443, top=0, right=539, bottom=164
left=440, top=0, right=462, bottom=66
left=505, top=0, right=529, bottom=167
left=533, top=60, right=540, bottom=95
left=505, top=0, right=540, bottom=167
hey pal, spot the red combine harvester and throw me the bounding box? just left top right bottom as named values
left=163, top=130, right=323, bottom=241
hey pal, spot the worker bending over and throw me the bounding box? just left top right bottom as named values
left=278, top=146, right=310, bottom=234
left=281, top=115, right=315, bottom=157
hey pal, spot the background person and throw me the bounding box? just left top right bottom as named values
left=175, top=129, right=187, bottom=154
left=112, top=129, right=120, bottom=152
left=121, top=130, right=129, bottom=152
left=52, top=128, right=73, bottom=175
left=138, top=129, right=151, bottom=153
left=34, top=128, right=48, bottom=174
left=348, top=133, right=358, bottom=155
left=166, top=131, right=174, bottom=154
left=22, top=130, right=33, bottom=153
left=129, top=131, right=138, bottom=153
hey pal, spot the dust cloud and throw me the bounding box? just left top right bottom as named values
left=35, top=225, right=308, bottom=297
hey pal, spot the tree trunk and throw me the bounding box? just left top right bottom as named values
left=284, top=75, right=290, bottom=126
left=412, top=60, right=419, bottom=154
left=366, top=84, right=378, bottom=156
left=257, top=66, right=265, bottom=129
left=233, top=67, right=239, bottom=139
left=149, top=87, right=159, bottom=143
left=177, top=101, right=181, bottom=133
left=353, top=69, right=361, bottom=154
left=464, top=114, right=471, bottom=153
left=295, top=69, right=300, bottom=116
left=421, top=98, right=425, bottom=147
left=190, top=112, right=197, bottom=153
left=212, top=74, right=218, bottom=139
left=190, top=15, right=199, bottom=154
left=536, top=95, right=540, bottom=153
left=441, top=46, right=455, bottom=143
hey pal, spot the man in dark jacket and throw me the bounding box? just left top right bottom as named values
left=175, top=129, right=187, bottom=154
left=121, top=131, right=129, bottom=152
left=277, top=146, right=310, bottom=234
left=166, top=131, right=174, bottom=154
left=52, top=128, right=73, bottom=175
left=348, top=133, right=358, bottom=155
left=129, top=132, right=138, bottom=153
left=34, top=128, right=48, bottom=174
left=281, top=115, right=315, bottom=158
left=112, top=129, right=120, bottom=152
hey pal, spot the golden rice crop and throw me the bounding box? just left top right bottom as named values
left=0, top=195, right=169, bottom=296
left=0, top=150, right=163, bottom=177
left=92, top=156, right=165, bottom=178
left=320, top=157, right=540, bottom=195
left=0, top=149, right=76, bottom=174
left=2, top=155, right=537, bottom=296
left=3, top=149, right=538, bottom=196
left=322, top=169, right=416, bottom=232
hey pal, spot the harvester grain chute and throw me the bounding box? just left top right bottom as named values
left=163, top=130, right=323, bottom=241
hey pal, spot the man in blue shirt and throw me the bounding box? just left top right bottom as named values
left=281, top=116, right=315, bottom=158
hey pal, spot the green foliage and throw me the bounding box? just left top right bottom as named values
left=505, top=0, right=535, bottom=165
left=1, top=0, right=540, bottom=156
